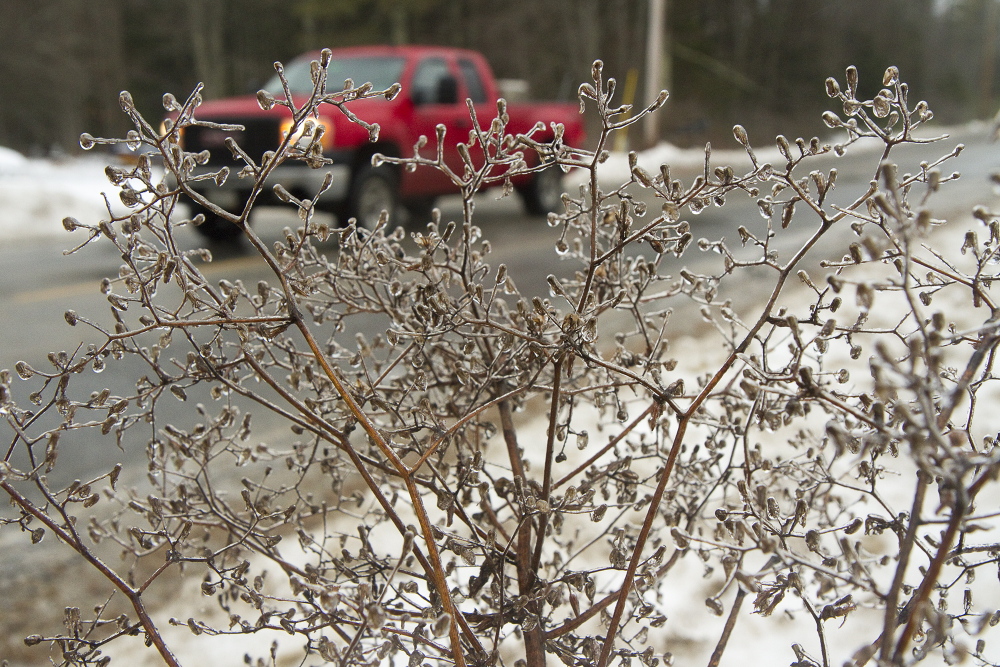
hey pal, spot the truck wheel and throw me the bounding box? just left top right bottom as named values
left=346, top=165, right=398, bottom=229
left=518, top=165, right=564, bottom=216
left=190, top=203, right=244, bottom=242
left=403, top=197, right=436, bottom=229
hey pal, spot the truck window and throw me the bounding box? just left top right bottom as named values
left=411, top=57, right=457, bottom=105
left=458, top=59, right=488, bottom=103
left=265, top=56, right=405, bottom=95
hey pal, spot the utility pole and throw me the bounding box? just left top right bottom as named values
left=644, top=0, right=670, bottom=148
left=978, top=0, right=1000, bottom=118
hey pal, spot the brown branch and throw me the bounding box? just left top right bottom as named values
left=2, top=481, right=182, bottom=667
left=875, top=471, right=928, bottom=665
left=707, top=587, right=747, bottom=667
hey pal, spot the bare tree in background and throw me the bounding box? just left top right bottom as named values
left=184, top=0, right=229, bottom=98
left=4, top=0, right=998, bottom=154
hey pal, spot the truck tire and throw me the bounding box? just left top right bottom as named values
left=403, top=197, right=436, bottom=229
left=345, top=165, right=398, bottom=229
left=191, top=203, right=244, bottom=242
left=518, top=165, right=564, bottom=216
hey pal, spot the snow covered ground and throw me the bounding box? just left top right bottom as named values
left=0, top=146, right=137, bottom=241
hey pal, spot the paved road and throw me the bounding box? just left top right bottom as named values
left=1, top=123, right=997, bottom=485
left=0, top=193, right=575, bottom=486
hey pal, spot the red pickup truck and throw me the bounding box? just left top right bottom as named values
left=177, top=45, right=585, bottom=240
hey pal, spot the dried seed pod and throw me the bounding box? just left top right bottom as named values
left=705, top=597, right=724, bottom=616
left=119, top=90, right=136, bottom=113
left=849, top=243, right=864, bottom=263
left=256, top=89, right=276, bottom=111
left=591, top=59, right=604, bottom=83
left=757, top=199, right=773, bottom=218
left=766, top=497, right=780, bottom=519
left=811, top=170, right=826, bottom=194
left=776, top=135, right=792, bottom=161
left=15, top=361, right=33, bottom=380
left=873, top=94, right=891, bottom=118
left=733, top=124, right=750, bottom=146
left=781, top=201, right=795, bottom=229
left=670, top=527, right=689, bottom=549
left=632, top=166, right=654, bottom=187
left=846, top=65, right=859, bottom=97
left=856, top=283, right=875, bottom=311
left=125, top=130, right=141, bottom=151
left=433, top=612, right=451, bottom=637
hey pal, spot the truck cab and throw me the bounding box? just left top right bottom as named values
left=176, top=45, right=584, bottom=240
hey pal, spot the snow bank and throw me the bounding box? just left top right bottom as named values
left=0, top=149, right=135, bottom=242
left=569, top=130, right=901, bottom=189
left=0, top=146, right=29, bottom=170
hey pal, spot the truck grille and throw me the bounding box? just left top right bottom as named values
left=183, top=118, right=280, bottom=166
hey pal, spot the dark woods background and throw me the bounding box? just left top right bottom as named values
left=1, top=0, right=997, bottom=156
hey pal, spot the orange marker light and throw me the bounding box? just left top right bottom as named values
left=279, top=116, right=333, bottom=152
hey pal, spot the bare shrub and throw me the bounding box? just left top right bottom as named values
left=2, top=51, right=1000, bottom=667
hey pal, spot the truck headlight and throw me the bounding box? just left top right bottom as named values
left=280, top=116, right=333, bottom=152
left=159, top=119, right=184, bottom=147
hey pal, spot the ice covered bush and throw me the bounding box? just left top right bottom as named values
left=3, top=51, right=1000, bottom=667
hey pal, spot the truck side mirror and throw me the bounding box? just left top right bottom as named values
left=436, top=75, right=458, bottom=105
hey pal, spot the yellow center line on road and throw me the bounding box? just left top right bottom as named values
left=12, top=282, right=97, bottom=305
left=12, top=254, right=267, bottom=305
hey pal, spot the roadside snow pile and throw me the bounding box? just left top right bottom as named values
left=573, top=130, right=902, bottom=188
left=0, top=146, right=29, bottom=171
left=563, top=140, right=746, bottom=189
left=0, top=147, right=135, bottom=242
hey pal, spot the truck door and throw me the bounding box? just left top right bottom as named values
left=458, top=56, right=495, bottom=178
left=405, top=56, right=470, bottom=197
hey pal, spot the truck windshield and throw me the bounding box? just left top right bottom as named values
left=265, top=56, right=405, bottom=95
